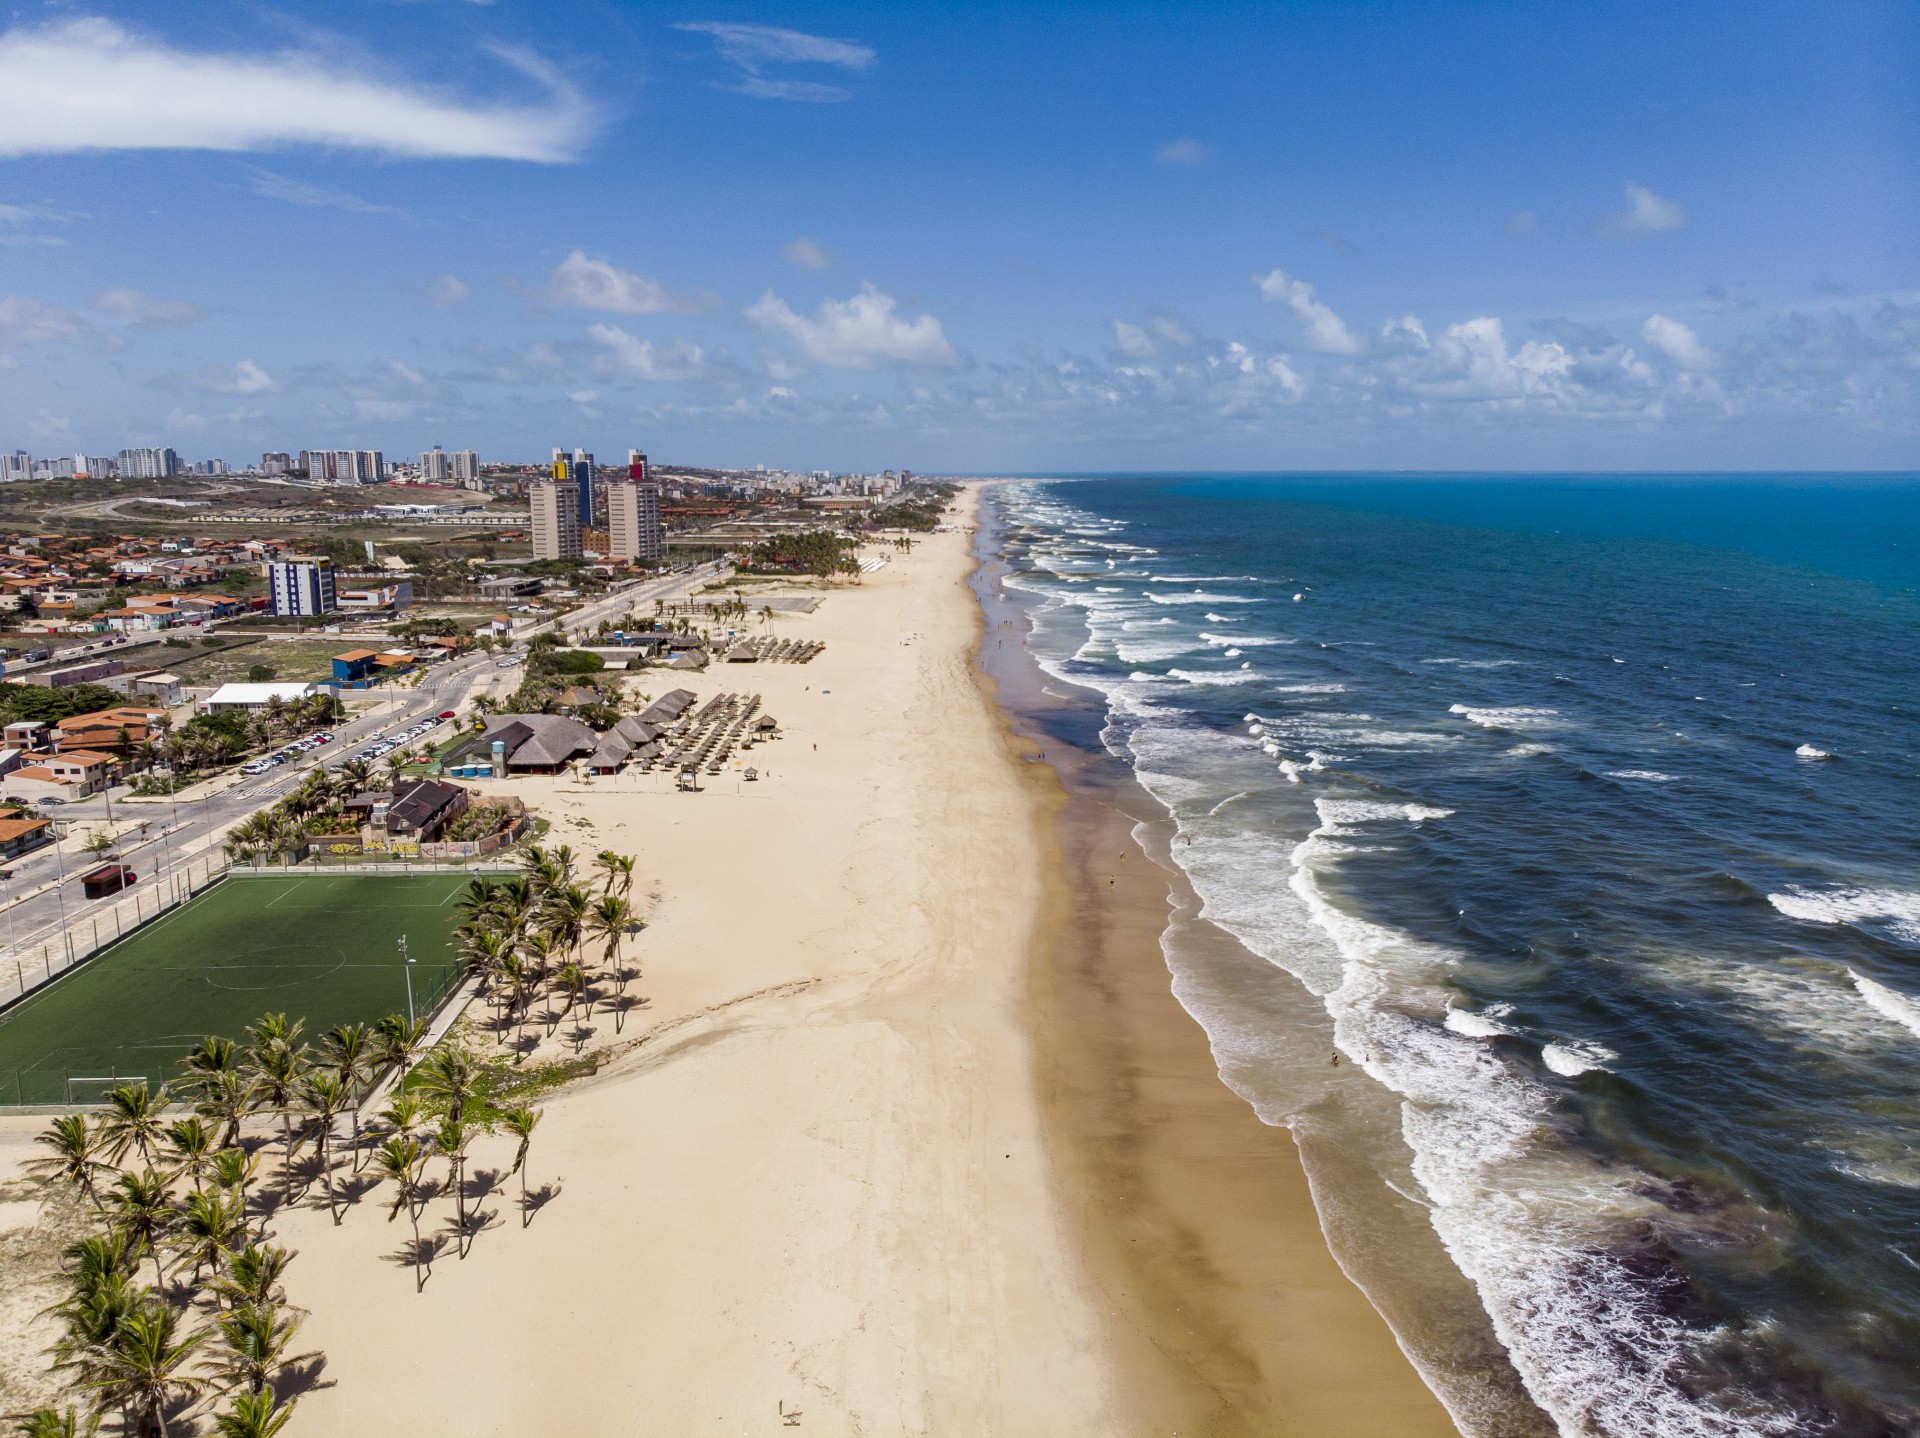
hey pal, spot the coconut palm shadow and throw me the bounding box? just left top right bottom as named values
left=275, top=1353, right=336, bottom=1401
left=520, top=1180, right=562, bottom=1229
left=387, top=1232, right=449, bottom=1291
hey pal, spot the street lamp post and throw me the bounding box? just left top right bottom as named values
left=400, top=933, right=415, bottom=1028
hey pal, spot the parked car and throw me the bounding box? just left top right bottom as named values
left=438, top=710, right=456, bottom=720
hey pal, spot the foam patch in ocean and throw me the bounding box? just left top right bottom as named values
left=1768, top=886, right=1920, bottom=947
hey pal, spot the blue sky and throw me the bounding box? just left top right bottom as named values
left=0, top=0, right=1914, bottom=472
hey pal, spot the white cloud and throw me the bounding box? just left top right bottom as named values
left=1640, top=314, right=1715, bottom=368
left=1603, top=182, right=1687, bottom=237
left=746, top=284, right=961, bottom=369
left=0, top=19, right=590, bottom=161
left=589, top=323, right=707, bottom=381
left=782, top=236, right=831, bottom=271
left=0, top=201, right=83, bottom=246
left=1155, top=138, right=1213, bottom=166
left=90, top=287, right=206, bottom=328
left=169, top=359, right=279, bottom=394
left=540, top=251, right=716, bottom=315
left=1254, top=269, right=1361, bottom=355
left=248, top=169, right=390, bottom=214
left=0, top=295, right=87, bottom=346
left=1111, top=320, right=1155, bottom=358
left=425, top=274, right=473, bottom=311
left=1110, top=312, right=1199, bottom=358
left=676, top=21, right=874, bottom=102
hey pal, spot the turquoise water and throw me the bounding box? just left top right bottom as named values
left=989, top=474, right=1920, bottom=1437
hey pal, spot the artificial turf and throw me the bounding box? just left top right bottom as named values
left=0, top=874, right=468, bottom=1106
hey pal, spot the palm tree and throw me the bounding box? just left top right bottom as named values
left=244, top=1015, right=307, bottom=1201
left=586, top=893, right=635, bottom=993
left=209, top=1243, right=295, bottom=1320
left=182, top=1036, right=238, bottom=1089
left=212, top=1390, right=296, bottom=1438
left=434, top=1116, right=471, bottom=1251
left=503, top=1105, right=541, bottom=1227
left=318, top=1023, right=374, bottom=1166
left=29, top=1114, right=107, bottom=1210
left=544, top=884, right=591, bottom=966
left=176, top=1187, right=249, bottom=1287
left=195, top=1071, right=256, bottom=1152
left=204, top=1301, right=314, bottom=1397
left=106, top=1168, right=175, bottom=1292
left=17, top=1407, right=100, bottom=1437
left=337, top=756, right=374, bottom=793
left=453, top=875, right=498, bottom=925
left=161, top=1117, right=215, bottom=1192
left=372, top=1135, right=427, bottom=1290
left=415, top=1048, right=478, bottom=1125
left=372, top=1012, right=426, bottom=1086
left=591, top=850, right=633, bottom=898
left=209, top=1148, right=259, bottom=1229
left=297, top=1072, right=348, bottom=1221
left=79, top=1299, right=203, bottom=1438
left=100, top=1083, right=170, bottom=1169
left=555, top=962, right=589, bottom=1038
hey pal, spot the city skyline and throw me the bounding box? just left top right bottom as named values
left=0, top=2, right=1912, bottom=472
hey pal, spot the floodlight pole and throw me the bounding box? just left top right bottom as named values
left=400, top=933, right=415, bottom=1027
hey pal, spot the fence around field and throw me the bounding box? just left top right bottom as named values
left=0, top=852, right=525, bottom=1015
left=0, top=853, right=233, bottom=1014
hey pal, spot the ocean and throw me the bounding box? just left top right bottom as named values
left=981, top=474, right=1920, bottom=1438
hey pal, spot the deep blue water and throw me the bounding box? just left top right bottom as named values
left=990, top=474, right=1920, bottom=1438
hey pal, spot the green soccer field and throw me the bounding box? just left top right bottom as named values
left=0, top=874, right=469, bottom=1106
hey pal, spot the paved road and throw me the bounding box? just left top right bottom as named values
left=0, top=561, right=726, bottom=963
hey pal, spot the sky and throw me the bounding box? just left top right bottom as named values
left=0, top=0, right=1914, bottom=473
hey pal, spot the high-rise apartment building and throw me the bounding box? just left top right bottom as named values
left=117, top=447, right=179, bottom=479
left=605, top=477, right=664, bottom=563
left=84, top=456, right=117, bottom=480
left=420, top=446, right=451, bottom=482
left=261, top=452, right=291, bottom=476
left=552, top=447, right=597, bottom=525
left=449, top=449, right=481, bottom=487
left=530, top=481, right=583, bottom=561
left=302, top=450, right=384, bottom=484
left=268, top=558, right=337, bottom=616
left=0, top=452, right=28, bottom=482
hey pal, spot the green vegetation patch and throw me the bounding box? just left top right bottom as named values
left=0, top=874, right=468, bottom=1104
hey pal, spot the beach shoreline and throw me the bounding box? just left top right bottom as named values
left=969, top=487, right=1466, bottom=1436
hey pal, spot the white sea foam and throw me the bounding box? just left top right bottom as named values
left=1450, top=704, right=1563, bottom=732
left=1848, top=971, right=1920, bottom=1039
left=1168, top=668, right=1256, bottom=686
left=1273, top=683, right=1348, bottom=693
left=1607, top=770, right=1679, bottom=783
left=1794, top=744, right=1833, bottom=760
left=1506, top=743, right=1554, bottom=758
left=1445, top=1006, right=1515, bottom=1038
left=1423, top=658, right=1523, bottom=669
left=1541, top=1040, right=1618, bottom=1077
left=1315, top=798, right=1454, bottom=830
left=1148, top=591, right=1260, bottom=605
left=1201, top=632, right=1290, bottom=646
left=1203, top=612, right=1240, bottom=622
left=1768, top=886, right=1920, bottom=947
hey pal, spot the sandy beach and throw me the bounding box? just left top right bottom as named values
left=2, top=485, right=1462, bottom=1435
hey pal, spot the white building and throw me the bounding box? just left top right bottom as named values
left=268, top=558, right=337, bottom=616
left=302, top=450, right=384, bottom=484
left=605, top=480, right=664, bottom=562
left=449, top=449, right=481, bottom=487
left=201, top=682, right=327, bottom=713
left=530, top=481, right=583, bottom=561
left=117, top=447, right=180, bottom=479
left=420, top=446, right=451, bottom=482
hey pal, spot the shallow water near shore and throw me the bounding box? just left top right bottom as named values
left=978, top=474, right=1920, bottom=1438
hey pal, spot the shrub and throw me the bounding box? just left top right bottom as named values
left=247, top=664, right=277, bottom=683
